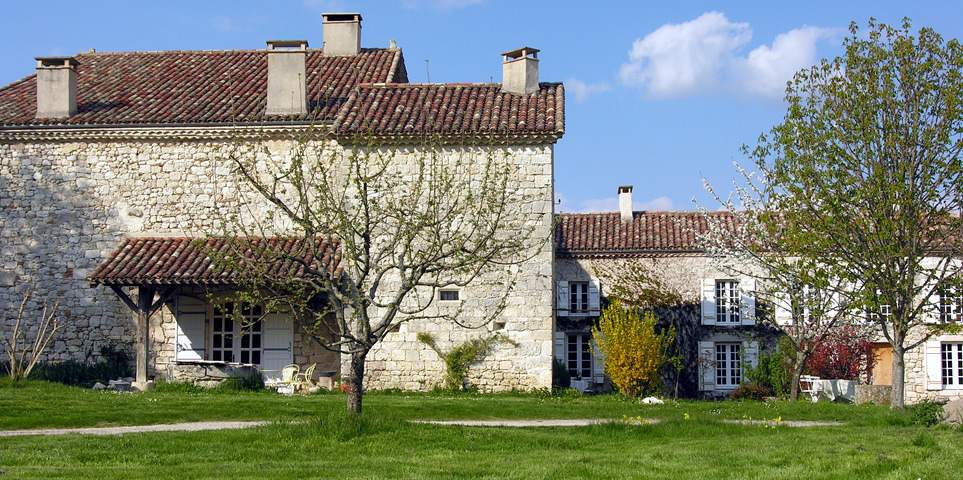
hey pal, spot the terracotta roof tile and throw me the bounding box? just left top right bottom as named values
left=88, top=237, right=341, bottom=286
left=0, top=48, right=406, bottom=126
left=555, top=211, right=738, bottom=255
left=323, top=82, right=562, bottom=136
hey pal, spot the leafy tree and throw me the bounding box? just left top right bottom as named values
left=695, top=165, right=856, bottom=401
left=591, top=300, right=675, bottom=398
left=210, top=129, right=546, bottom=413
left=751, top=19, right=963, bottom=408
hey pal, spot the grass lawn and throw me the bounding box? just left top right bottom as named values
left=2, top=380, right=962, bottom=479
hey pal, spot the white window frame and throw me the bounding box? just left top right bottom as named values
left=940, top=287, right=962, bottom=323
left=942, top=342, right=963, bottom=388
left=714, top=343, right=742, bottom=389
left=715, top=280, right=741, bottom=324
left=210, top=301, right=264, bottom=365
left=566, top=333, right=593, bottom=380
left=570, top=282, right=589, bottom=314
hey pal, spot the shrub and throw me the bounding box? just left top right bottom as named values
left=744, top=337, right=794, bottom=397
left=552, top=357, right=571, bottom=389
left=910, top=398, right=947, bottom=427
left=804, top=325, right=876, bottom=381
left=731, top=383, right=774, bottom=401
left=591, top=300, right=675, bottom=398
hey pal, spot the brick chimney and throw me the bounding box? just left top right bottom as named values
left=35, top=56, right=79, bottom=119
left=619, top=185, right=633, bottom=224
left=322, top=13, right=362, bottom=56
left=501, top=47, right=539, bottom=95
left=266, top=40, right=308, bottom=116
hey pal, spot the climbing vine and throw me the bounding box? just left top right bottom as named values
left=417, top=332, right=517, bottom=391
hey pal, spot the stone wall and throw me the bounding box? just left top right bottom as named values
left=1, top=130, right=554, bottom=392
left=903, top=329, right=963, bottom=404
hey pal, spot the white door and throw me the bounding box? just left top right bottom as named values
left=261, top=313, right=293, bottom=382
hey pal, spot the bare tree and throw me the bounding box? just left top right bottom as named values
left=210, top=128, right=546, bottom=413
left=2, top=291, right=61, bottom=381
left=695, top=164, right=855, bottom=401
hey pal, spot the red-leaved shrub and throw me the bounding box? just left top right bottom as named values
left=803, top=325, right=876, bottom=381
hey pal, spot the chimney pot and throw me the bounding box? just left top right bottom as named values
left=35, top=56, right=79, bottom=119
left=501, top=47, right=539, bottom=95
left=322, top=13, right=362, bottom=56
left=618, top=185, right=633, bottom=224
left=265, top=40, right=308, bottom=116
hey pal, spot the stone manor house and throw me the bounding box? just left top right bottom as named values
left=1, top=13, right=960, bottom=403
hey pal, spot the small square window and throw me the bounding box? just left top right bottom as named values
left=440, top=289, right=460, bottom=302
left=493, top=322, right=506, bottom=331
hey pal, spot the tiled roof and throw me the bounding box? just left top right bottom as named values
left=335, top=83, right=564, bottom=136
left=555, top=211, right=738, bottom=255
left=88, top=237, right=341, bottom=286
left=0, top=48, right=406, bottom=126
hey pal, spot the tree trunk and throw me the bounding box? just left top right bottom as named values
left=346, top=351, right=366, bottom=414
left=890, top=344, right=906, bottom=409
left=789, top=350, right=807, bottom=402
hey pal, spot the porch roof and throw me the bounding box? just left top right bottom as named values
left=87, top=236, right=342, bottom=287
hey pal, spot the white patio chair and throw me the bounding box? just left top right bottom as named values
left=799, top=375, right=820, bottom=403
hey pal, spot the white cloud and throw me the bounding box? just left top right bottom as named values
left=576, top=196, right=676, bottom=213
left=733, top=26, right=838, bottom=99
left=566, top=77, right=611, bottom=103
left=618, top=12, right=750, bottom=97
left=619, top=12, right=837, bottom=99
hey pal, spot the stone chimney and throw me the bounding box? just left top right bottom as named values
left=501, top=47, right=539, bottom=95
left=322, top=13, right=362, bottom=56
left=618, top=185, right=633, bottom=224
left=35, top=56, right=79, bottom=119
left=266, top=40, right=308, bottom=116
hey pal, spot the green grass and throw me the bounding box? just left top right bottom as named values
left=2, top=379, right=962, bottom=479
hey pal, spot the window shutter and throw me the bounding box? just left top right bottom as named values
left=701, top=279, right=716, bottom=326
left=774, top=292, right=793, bottom=327
left=261, top=313, right=293, bottom=379
left=591, top=336, right=605, bottom=381
left=554, top=331, right=565, bottom=363
left=175, top=296, right=206, bottom=361
left=557, top=281, right=570, bottom=317
left=588, top=279, right=601, bottom=315
left=924, top=340, right=943, bottom=391
left=742, top=340, right=759, bottom=371
left=740, top=278, right=756, bottom=326
left=699, top=341, right=715, bottom=391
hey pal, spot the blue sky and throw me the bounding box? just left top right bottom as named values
left=2, top=1, right=962, bottom=212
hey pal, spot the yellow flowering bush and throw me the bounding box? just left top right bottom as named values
left=591, top=300, right=675, bottom=398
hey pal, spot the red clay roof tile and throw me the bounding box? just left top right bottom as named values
left=88, top=237, right=341, bottom=286
left=555, top=211, right=738, bottom=255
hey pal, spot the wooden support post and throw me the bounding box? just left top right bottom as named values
left=136, top=286, right=155, bottom=387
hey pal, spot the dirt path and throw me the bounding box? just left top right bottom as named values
left=0, top=417, right=846, bottom=437
left=0, top=421, right=271, bottom=437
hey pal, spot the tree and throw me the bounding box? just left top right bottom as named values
left=1, top=291, right=61, bottom=381
left=695, top=165, right=856, bottom=401
left=211, top=128, right=546, bottom=413
left=591, top=300, right=675, bottom=398
left=751, top=19, right=963, bottom=408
